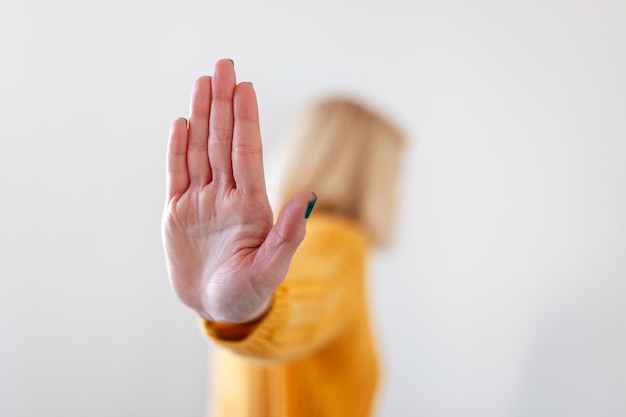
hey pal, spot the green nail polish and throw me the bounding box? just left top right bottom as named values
left=305, top=193, right=317, bottom=219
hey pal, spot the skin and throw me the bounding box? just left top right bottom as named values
left=162, top=59, right=314, bottom=324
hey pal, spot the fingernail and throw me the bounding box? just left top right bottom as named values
left=305, top=192, right=317, bottom=219
left=227, top=59, right=234, bottom=66
left=248, top=81, right=254, bottom=87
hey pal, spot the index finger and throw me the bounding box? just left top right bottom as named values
left=232, top=82, right=266, bottom=193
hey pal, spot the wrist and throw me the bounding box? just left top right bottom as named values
left=202, top=298, right=272, bottom=341
left=197, top=296, right=273, bottom=324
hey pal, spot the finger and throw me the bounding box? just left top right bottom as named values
left=166, top=117, right=190, bottom=199
left=252, top=192, right=318, bottom=292
left=232, top=82, right=266, bottom=193
left=208, top=59, right=236, bottom=185
left=187, top=76, right=212, bottom=185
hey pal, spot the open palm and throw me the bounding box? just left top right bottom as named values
left=162, top=60, right=315, bottom=323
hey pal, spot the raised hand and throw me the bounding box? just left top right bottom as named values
left=162, top=59, right=316, bottom=324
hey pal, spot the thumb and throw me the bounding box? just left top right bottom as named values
left=252, top=191, right=318, bottom=293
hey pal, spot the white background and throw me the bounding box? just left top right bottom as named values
left=1, top=1, right=625, bottom=416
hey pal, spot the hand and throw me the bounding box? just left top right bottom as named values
left=162, top=59, right=315, bottom=323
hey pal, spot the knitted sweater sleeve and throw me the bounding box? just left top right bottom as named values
left=201, top=214, right=368, bottom=363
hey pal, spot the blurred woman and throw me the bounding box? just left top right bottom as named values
left=162, top=59, right=404, bottom=417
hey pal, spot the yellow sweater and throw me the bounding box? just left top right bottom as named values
left=202, top=212, right=380, bottom=417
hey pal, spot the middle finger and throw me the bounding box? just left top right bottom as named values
left=208, top=59, right=237, bottom=186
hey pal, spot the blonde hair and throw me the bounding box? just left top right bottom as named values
left=278, top=97, right=404, bottom=247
